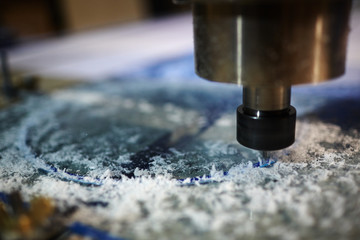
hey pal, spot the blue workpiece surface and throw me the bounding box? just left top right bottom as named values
left=1, top=54, right=360, bottom=240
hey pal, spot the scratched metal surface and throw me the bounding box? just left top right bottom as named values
left=1, top=54, right=360, bottom=240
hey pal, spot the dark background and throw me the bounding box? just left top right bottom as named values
left=0, top=0, right=190, bottom=47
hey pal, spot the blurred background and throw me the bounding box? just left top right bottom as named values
left=0, top=0, right=190, bottom=45
left=0, top=0, right=194, bottom=104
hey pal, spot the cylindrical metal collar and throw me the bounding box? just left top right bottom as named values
left=243, top=86, right=291, bottom=111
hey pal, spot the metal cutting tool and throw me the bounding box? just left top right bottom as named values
left=175, top=0, right=352, bottom=155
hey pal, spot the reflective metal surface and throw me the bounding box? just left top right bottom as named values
left=243, top=86, right=291, bottom=111
left=192, top=0, right=352, bottom=87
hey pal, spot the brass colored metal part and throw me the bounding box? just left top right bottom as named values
left=192, top=0, right=352, bottom=87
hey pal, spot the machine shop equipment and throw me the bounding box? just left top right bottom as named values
left=174, top=0, right=352, bottom=152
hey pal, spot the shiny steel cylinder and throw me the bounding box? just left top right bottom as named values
left=191, top=0, right=352, bottom=88
left=243, top=86, right=291, bottom=111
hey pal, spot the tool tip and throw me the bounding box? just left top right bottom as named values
left=261, top=151, right=269, bottom=160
